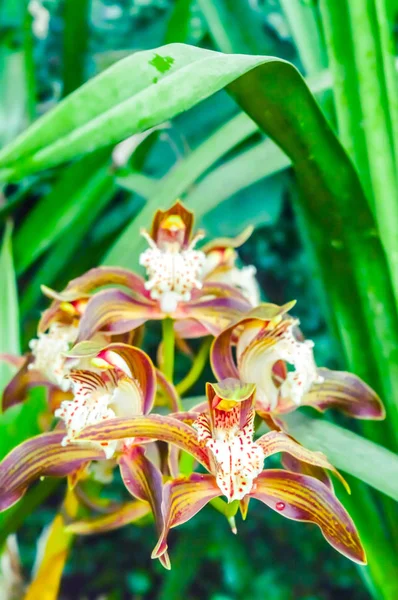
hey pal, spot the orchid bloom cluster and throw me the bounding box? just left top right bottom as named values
left=0, top=202, right=385, bottom=569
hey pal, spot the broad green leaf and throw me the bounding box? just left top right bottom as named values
left=283, top=413, right=398, bottom=503
left=20, top=160, right=116, bottom=315
left=14, top=149, right=112, bottom=274
left=107, top=68, right=331, bottom=266
left=186, top=139, right=289, bottom=224
left=0, top=222, right=20, bottom=395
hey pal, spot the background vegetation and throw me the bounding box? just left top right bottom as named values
left=1, top=0, right=398, bottom=598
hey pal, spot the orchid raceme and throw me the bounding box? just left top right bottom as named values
left=0, top=202, right=386, bottom=579
left=211, top=303, right=385, bottom=420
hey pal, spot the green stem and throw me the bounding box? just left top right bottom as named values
left=176, top=337, right=211, bottom=396
left=161, top=318, right=175, bottom=383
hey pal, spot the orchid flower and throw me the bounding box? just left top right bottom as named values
left=0, top=342, right=174, bottom=568
left=1, top=267, right=137, bottom=411
left=211, top=303, right=384, bottom=421
left=73, top=202, right=252, bottom=342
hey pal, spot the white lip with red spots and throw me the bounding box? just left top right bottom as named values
left=194, top=405, right=264, bottom=502
left=140, top=229, right=205, bottom=314
left=55, top=370, right=142, bottom=459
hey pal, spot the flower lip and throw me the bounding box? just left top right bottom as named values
left=192, top=379, right=264, bottom=502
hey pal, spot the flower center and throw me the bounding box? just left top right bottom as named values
left=140, top=230, right=205, bottom=313
left=194, top=407, right=264, bottom=502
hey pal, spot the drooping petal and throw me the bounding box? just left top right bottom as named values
left=66, top=500, right=151, bottom=534
left=0, top=433, right=105, bottom=511
left=302, top=368, right=385, bottom=419
left=250, top=470, right=366, bottom=564
left=76, top=289, right=159, bottom=342
left=256, top=431, right=348, bottom=492
left=74, top=414, right=211, bottom=470
left=119, top=445, right=170, bottom=568
left=152, top=473, right=221, bottom=560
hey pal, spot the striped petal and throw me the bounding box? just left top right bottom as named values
left=256, top=431, right=348, bottom=492
left=250, top=470, right=365, bottom=564
left=42, top=267, right=147, bottom=302
left=152, top=473, right=221, bottom=560
left=119, top=445, right=170, bottom=569
left=150, top=201, right=194, bottom=248
left=73, top=414, right=211, bottom=470
left=302, top=368, right=385, bottom=419
left=76, top=289, right=158, bottom=342
left=66, top=500, right=151, bottom=534
left=210, top=301, right=296, bottom=381
left=0, top=432, right=104, bottom=511
left=281, top=453, right=332, bottom=490
left=95, top=343, right=156, bottom=414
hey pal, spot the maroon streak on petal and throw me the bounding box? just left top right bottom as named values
left=119, top=445, right=170, bottom=568
left=303, top=368, right=385, bottom=420
left=76, top=289, right=158, bottom=342
left=74, top=414, right=211, bottom=470
left=281, top=453, right=333, bottom=491
left=256, top=431, right=348, bottom=492
left=43, top=267, right=148, bottom=302
left=0, top=433, right=104, bottom=511
left=66, top=500, right=151, bottom=535
left=152, top=473, right=221, bottom=560
left=250, top=470, right=366, bottom=564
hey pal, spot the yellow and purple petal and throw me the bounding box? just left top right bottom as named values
left=0, top=432, right=105, bottom=511
left=119, top=445, right=170, bottom=568
left=152, top=473, right=221, bottom=560
left=250, top=469, right=365, bottom=564
left=74, top=414, right=211, bottom=470
left=256, top=431, right=348, bottom=492
left=303, top=368, right=385, bottom=419
left=66, top=500, right=151, bottom=534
